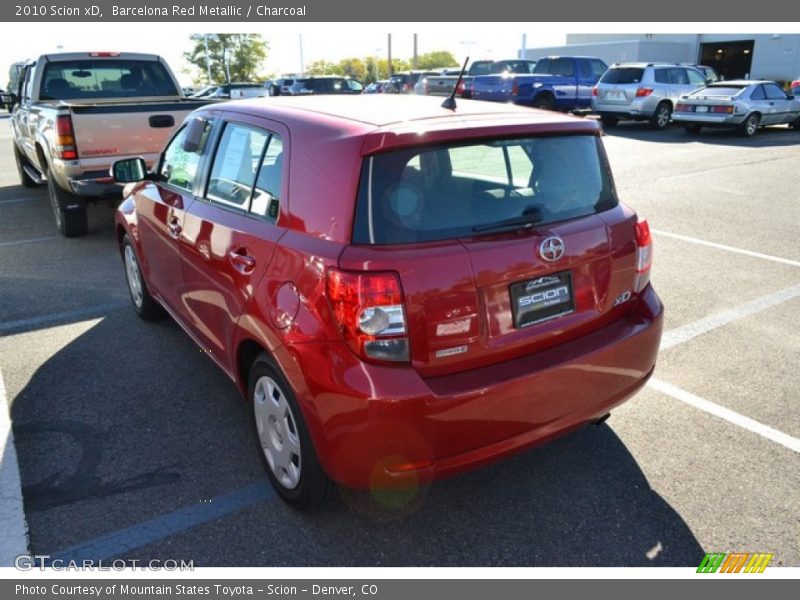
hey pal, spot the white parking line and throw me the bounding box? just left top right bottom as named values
left=660, top=283, right=800, bottom=350
left=650, top=282, right=800, bottom=455
left=0, top=369, right=29, bottom=566
left=648, top=377, right=800, bottom=455
left=651, top=228, right=800, bottom=268
left=0, top=235, right=59, bottom=248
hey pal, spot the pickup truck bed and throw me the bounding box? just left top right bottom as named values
left=10, top=51, right=208, bottom=237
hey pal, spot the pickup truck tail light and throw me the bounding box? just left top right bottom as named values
left=55, top=114, right=78, bottom=160
left=456, top=80, right=466, bottom=96
left=326, top=269, right=409, bottom=363
left=634, top=218, right=652, bottom=293
left=511, top=80, right=519, bottom=96
left=635, top=88, right=653, bottom=97
left=591, top=86, right=598, bottom=97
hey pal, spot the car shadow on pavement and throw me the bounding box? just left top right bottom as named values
left=602, top=121, right=800, bottom=148
left=8, top=309, right=705, bottom=567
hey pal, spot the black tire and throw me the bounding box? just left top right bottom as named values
left=532, top=95, right=554, bottom=111
left=13, top=144, right=37, bottom=188
left=740, top=113, right=760, bottom=137
left=684, top=124, right=702, bottom=134
left=249, top=354, right=334, bottom=510
left=600, top=115, right=619, bottom=127
left=649, top=102, right=672, bottom=130
left=47, top=174, right=88, bottom=237
left=791, top=116, right=800, bottom=130
left=121, top=234, right=165, bottom=321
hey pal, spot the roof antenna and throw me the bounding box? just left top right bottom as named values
left=441, top=56, right=469, bottom=111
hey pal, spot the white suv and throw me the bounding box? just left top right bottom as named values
left=592, top=63, right=708, bottom=129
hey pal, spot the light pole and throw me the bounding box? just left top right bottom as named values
left=460, top=40, right=477, bottom=61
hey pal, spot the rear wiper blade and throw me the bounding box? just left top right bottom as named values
left=472, top=209, right=544, bottom=233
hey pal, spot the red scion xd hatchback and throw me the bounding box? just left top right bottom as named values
left=112, top=95, right=663, bottom=508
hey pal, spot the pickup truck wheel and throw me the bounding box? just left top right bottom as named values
left=650, top=102, right=672, bottom=130
left=122, top=235, right=164, bottom=320
left=532, top=95, right=554, bottom=111
left=249, top=354, right=334, bottom=510
left=740, top=113, right=760, bottom=137
left=13, top=145, right=37, bottom=188
left=47, top=176, right=87, bottom=237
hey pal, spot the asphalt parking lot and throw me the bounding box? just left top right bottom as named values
left=1, top=114, right=798, bottom=567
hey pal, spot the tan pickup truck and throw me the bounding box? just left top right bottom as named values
left=8, top=52, right=210, bottom=236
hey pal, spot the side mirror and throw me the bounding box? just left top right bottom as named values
left=111, top=157, right=148, bottom=183
left=181, top=116, right=208, bottom=153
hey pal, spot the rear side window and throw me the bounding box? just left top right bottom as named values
left=534, top=58, right=575, bottom=77
left=250, top=134, right=284, bottom=223
left=353, top=135, right=617, bottom=245
left=749, top=86, right=766, bottom=100
left=686, top=68, right=706, bottom=86
left=40, top=59, right=178, bottom=100
left=600, top=68, right=644, bottom=84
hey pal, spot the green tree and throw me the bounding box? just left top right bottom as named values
left=337, top=58, right=367, bottom=82
left=417, top=51, right=459, bottom=70
left=184, top=34, right=268, bottom=84
left=306, top=60, right=338, bottom=75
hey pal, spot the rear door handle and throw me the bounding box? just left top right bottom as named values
left=228, top=249, right=256, bottom=273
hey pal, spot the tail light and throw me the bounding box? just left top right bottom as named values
left=675, top=103, right=690, bottom=112
left=635, top=87, right=653, bottom=97
left=326, top=270, right=409, bottom=363
left=592, top=86, right=598, bottom=97
left=423, top=79, right=429, bottom=94
left=711, top=105, right=734, bottom=114
left=55, top=114, right=78, bottom=160
left=634, top=218, right=652, bottom=293
left=455, top=80, right=465, bottom=96
left=511, top=80, right=519, bottom=96
left=403, top=82, right=412, bottom=92
left=89, top=52, right=120, bottom=57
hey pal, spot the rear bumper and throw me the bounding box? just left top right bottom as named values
left=283, top=285, right=664, bottom=489
left=672, top=113, right=746, bottom=127
left=592, top=96, right=659, bottom=119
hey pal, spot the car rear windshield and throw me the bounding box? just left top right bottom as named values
left=352, top=135, right=617, bottom=245
left=298, top=78, right=347, bottom=92
left=690, top=86, right=746, bottom=96
left=40, top=59, right=178, bottom=100
left=600, top=68, right=645, bottom=84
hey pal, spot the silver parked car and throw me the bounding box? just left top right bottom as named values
left=592, top=63, right=708, bottom=129
left=673, top=80, right=800, bottom=137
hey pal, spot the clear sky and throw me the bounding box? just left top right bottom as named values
left=1, top=22, right=567, bottom=88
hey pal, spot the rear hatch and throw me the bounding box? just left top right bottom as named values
left=675, top=86, right=746, bottom=115
left=596, top=67, right=646, bottom=105
left=340, top=132, right=643, bottom=378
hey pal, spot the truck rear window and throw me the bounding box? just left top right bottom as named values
left=40, top=59, right=179, bottom=100
left=352, top=135, right=617, bottom=245
left=600, top=68, right=645, bottom=84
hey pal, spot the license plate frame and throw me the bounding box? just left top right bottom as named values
left=510, top=271, right=575, bottom=329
